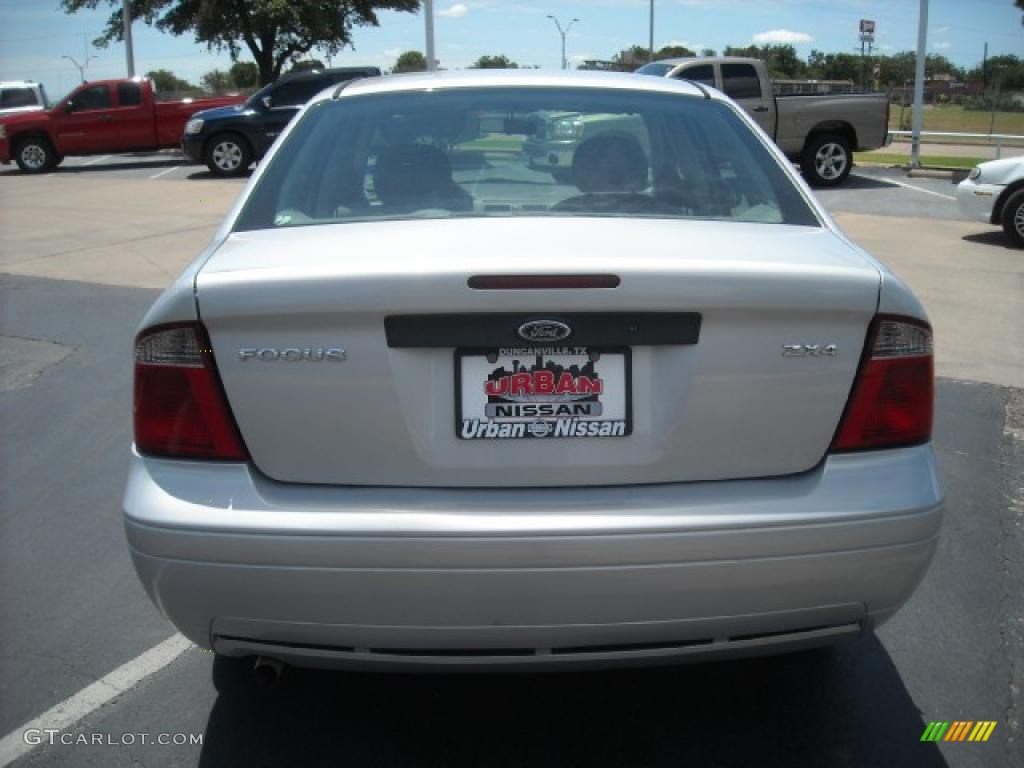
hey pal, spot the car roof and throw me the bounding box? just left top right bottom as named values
left=326, top=68, right=711, bottom=102
left=0, top=81, right=39, bottom=88
left=654, top=56, right=761, bottom=67
left=280, top=67, right=380, bottom=82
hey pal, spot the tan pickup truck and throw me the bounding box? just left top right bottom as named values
left=526, top=57, right=890, bottom=187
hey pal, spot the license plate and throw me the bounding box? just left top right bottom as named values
left=456, top=347, right=631, bottom=440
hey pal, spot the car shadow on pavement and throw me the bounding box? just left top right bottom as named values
left=962, top=231, right=1015, bottom=249
left=186, top=170, right=253, bottom=181
left=837, top=170, right=904, bottom=190
left=197, top=631, right=947, bottom=768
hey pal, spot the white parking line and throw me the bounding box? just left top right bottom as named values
left=149, top=165, right=181, bottom=180
left=0, top=634, right=194, bottom=767
left=854, top=172, right=957, bottom=201
left=80, top=155, right=111, bottom=167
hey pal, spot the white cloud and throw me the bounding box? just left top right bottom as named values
left=933, top=41, right=952, bottom=50
left=438, top=3, right=469, bottom=18
left=383, top=48, right=402, bottom=58
left=751, top=29, right=814, bottom=45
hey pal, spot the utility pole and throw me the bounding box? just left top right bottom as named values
left=424, top=0, right=436, bottom=71
left=123, top=0, right=135, bottom=76
left=546, top=15, right=579, bottom=70
left=648, top=0, right=654, bottom=64
left=910, top=0, right=928, bottom=168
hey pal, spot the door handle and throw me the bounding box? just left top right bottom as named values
left=99, top=114, right=113, bottom=121
left=752, top=106, right=769, bottom=113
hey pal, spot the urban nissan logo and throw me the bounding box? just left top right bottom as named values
left=517, top=320, right=572, bottom=343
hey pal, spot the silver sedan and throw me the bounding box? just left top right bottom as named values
left=125, top=70, right=942, bottom=673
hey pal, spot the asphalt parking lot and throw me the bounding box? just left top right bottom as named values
left=0, top=155, right=1022, bottom=768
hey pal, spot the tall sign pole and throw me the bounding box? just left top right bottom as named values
left=859, top=19, right=875, bottom=91
left=123, top=0, right=135, bottom=76
left=911, top=0, right=928, bottom=168
left=424, top=0, right=436, bottom=71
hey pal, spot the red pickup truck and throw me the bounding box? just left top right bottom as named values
left=0, top=77, right=245, bottom=173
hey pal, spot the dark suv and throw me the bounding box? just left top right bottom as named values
left=181, top=67, right=380, bottom=176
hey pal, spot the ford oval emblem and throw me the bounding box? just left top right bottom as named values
left=517, top=320, right=572, bottom=343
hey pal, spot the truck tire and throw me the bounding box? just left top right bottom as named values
left=1000, top=189, right=1024, bottom=248
left=13, top=136, right=58, bottom=174
left=801, top=133, right=852, bottom=188
left=204, top=133, right=252, bottom=177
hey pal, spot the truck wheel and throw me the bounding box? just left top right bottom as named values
left=205, top=133, right=252, bottom=177
left=1000, top=189, right=1024, bottom=248
left=801, top=134, right=852, bottom=188
left=14, top=137, right=58, bottom=173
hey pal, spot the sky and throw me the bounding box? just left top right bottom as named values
left=0, top=0, right=1021, bottom=100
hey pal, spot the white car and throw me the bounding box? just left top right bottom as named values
left=956, top=156, right=1024, bottom=247
left=0, top=80, right=48, bottom=118
left=125, top=70, right=942, bottom=676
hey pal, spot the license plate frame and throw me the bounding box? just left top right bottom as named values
left=455, top=346, right=632, bottom=440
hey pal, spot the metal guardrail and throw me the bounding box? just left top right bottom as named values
left=888, top=129, right=1024, bottom=159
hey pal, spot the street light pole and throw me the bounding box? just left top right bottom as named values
left=546, top=15, right=579, bottom=70
left=62, top=54, right=95, bottom=83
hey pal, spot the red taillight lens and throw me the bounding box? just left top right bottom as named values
left=831, top=316, right=933, bottom=452
left=133, top=323, right=248, bottom=460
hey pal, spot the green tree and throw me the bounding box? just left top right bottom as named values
left=470, top=54, right=518, bottom=69
left=229, top=60, right=259, bottom=88
left=655, top=45, right=694, bottom=59
left=145, top=68, right=195, bottom=92
left=60, top=0, right=420, bottom=86
left=200, top=69, right=234, bottom=93
left=611, top=44, right=652, bottom=71
left=700, top=48, right=717, bottom=57
left=288, top=59, right=326, bottom=73
left=973, top=54, right=1024, bottom=90
left=806, top=49, right=863, bottom=82
left=723, top=44, right=805, bottom=79
left=393, top=50, right=427, bottom=73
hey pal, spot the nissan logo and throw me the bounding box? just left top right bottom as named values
left=517, top=320, right=572, bottom=343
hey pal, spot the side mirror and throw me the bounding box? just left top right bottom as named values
left=63, top=101, right=74, bottom=114
left=261, top=96, right=272, bottom=109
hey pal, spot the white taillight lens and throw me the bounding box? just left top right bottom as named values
left=133, top=323, right=247, bottom=460
left=831, top=316, right=934, bottom=452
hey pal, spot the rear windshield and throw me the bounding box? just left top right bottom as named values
left=234, top=86, right=819, bottom=232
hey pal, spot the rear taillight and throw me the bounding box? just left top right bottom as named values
left=831, top=316, right=933, bottom=452
left=133, top=323, right=248, bottom=460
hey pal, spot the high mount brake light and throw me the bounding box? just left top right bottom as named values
left=133, top=323, right=248, bottom=460
left=831, top=316, right=933, bottom=452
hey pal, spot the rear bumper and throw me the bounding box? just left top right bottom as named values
left=124, top=444, right=943, bottom=670
left=0, top=139, right=10, bottom=164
